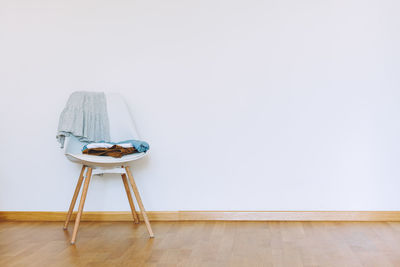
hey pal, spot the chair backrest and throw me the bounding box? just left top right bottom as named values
left=107, top=93, right=140, bottom=142
left=64, top=93, right=140, bottom=155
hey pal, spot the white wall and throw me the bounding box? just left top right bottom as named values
left=1, top=0, right=399, bottom=211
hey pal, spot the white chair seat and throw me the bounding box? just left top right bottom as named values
left=65, top=152, right=146, bottom=168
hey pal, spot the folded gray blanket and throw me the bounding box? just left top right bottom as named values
left=57, top=91, right=110, bottom=148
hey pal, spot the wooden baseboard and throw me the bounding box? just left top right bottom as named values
left=1, top=211, right=400, bottom=222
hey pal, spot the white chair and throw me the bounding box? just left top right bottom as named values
left=62, top=93, right=154, bottom=244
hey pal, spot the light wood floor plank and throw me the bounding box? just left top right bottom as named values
left=1, top=221, right=400, bottom=266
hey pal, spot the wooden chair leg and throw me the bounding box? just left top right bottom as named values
left=125, top=166, right=154, bottom=238
left=63, top=165, right=86, bottom=230
left=70, top=167, right=92, bottom=244
left=121, top=173, right=140, bottom=224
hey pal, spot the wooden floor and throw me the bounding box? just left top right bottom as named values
left=1, top=221, right=400, bottom=267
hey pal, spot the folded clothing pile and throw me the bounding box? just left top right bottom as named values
left=82, top=140, right=149, bottom=158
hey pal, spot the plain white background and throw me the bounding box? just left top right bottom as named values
left=0, top=0, right=399, bottom=211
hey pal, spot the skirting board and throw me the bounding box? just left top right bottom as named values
left=1, top=211, right=400, bottom=222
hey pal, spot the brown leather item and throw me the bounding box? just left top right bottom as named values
left=82, top=145, right=137, bottom=158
